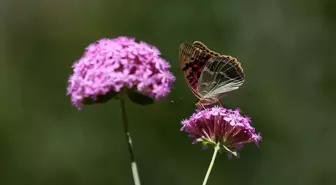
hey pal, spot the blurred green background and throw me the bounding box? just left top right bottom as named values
left=1, top=0, right=336, bottom=185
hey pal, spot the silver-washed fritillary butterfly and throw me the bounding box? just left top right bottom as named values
left=179, top=41, right=245, bottom=108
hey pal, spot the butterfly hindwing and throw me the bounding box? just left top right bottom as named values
left=197, top=56, right=245, bottom=99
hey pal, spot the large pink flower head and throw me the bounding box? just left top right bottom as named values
left=181, top=106, right=261, bottom=157
left=67, top=36, right=175, bottom=109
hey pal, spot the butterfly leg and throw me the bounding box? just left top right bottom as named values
left=218, top=99, right=224, bottom=107
left=195, top=100, right=207, bottom=110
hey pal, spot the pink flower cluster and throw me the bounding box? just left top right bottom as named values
left=67, top=36, right=175, bottom=109
left=181, top=106, right=261, bottom=157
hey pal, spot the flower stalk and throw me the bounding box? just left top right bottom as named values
left=120, top=94, right=141, bottom=185
left=202, top=143, right=220, bottom=185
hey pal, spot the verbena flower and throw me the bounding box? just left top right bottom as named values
left=181, top=106, right=261, bottom=157
left=67, top=36, right=175, bottom=109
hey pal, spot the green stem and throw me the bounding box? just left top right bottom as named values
left=120, top=97, right=141, bottom=185
left=202, top=143, right=220, bottom=185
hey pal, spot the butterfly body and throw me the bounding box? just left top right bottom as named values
left=179, top=41, right=245, bottom=107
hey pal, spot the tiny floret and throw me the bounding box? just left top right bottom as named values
left=67, top=36, right=175, bottom=109
left=181, top=106, right=261, bottom=157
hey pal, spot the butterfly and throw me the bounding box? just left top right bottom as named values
left=179, top=41, right=245, bottom=108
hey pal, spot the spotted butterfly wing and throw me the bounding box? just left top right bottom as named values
left=179, top=43, right=211, bottom=99
left=192, top=41, right=222, bottom=57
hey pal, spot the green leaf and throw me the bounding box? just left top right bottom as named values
left=83, top=91, right=119, bottom=105
left=126, top=89, right=154, bottom=106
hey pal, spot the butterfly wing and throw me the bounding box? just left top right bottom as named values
left=197, top=56, right=245, bottom=99
left=192, top=41, right=222, bottom=57
left=179, top=43, right=211, bottom=98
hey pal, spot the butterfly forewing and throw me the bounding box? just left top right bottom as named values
left=179, top=43, right=211, bottom=98
left=197, top=56, right=245, bottom=99
left=192, top=41, right=222, bottom=57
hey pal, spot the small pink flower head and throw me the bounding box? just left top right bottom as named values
left=181, top=106, right=261, bottom=157
left=67, top=36, right=175, bottom=109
